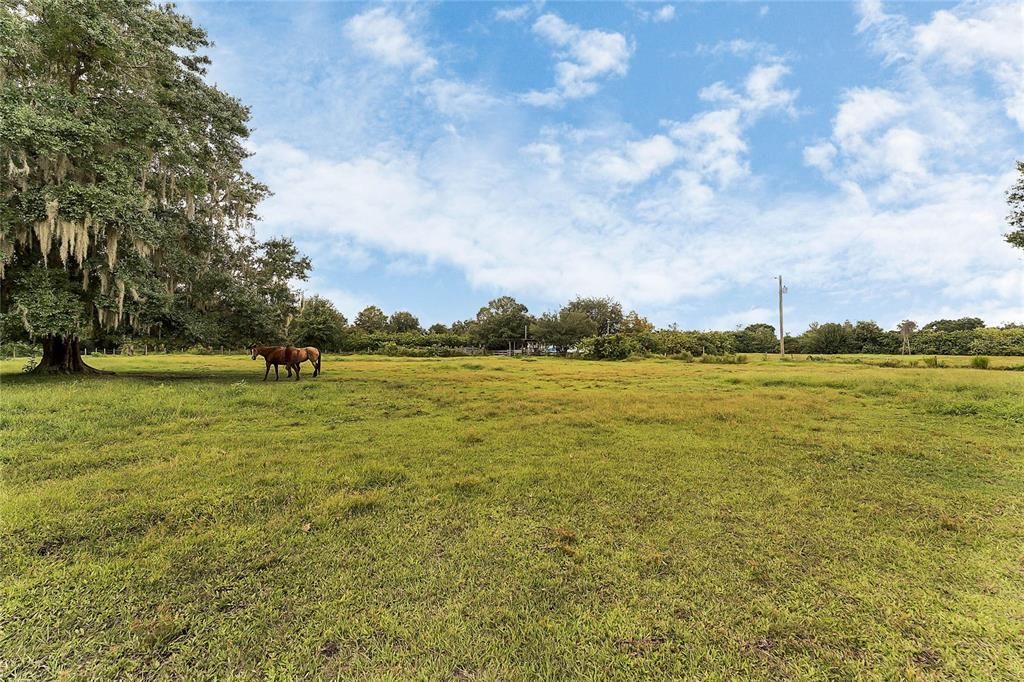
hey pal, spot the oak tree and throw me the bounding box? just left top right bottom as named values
left=1, top=0, right=295, bottom=371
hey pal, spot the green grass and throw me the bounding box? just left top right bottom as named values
left=1, top=354, right=1022, bottom=679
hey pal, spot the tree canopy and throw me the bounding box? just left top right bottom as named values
left=532, top=309, right=596, bottom=352
left=1006, top=160, right=1024, bottom=250
left=291, top=295, right=346, bottom=351
left=354, top=305, right=387, bottom=333
left=735, top=323, right=778, bottom=353
left=922, top=317, right=985, bottom=333
left=387, top=310, right=421, bottom=334
left=473, top=296, right=529, bottom=348
left=0, top=0, right=307, bottom=370
left=562, top=296, right=624, bottom=335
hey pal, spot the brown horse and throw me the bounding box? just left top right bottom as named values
left=301, top=346, right=322, bottom=377
left=249, top=345, right=304, bottom=381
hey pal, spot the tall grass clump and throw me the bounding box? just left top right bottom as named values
left=700, top=353, right=747, bottom=364
left=971, top=356, right=990, bottom=369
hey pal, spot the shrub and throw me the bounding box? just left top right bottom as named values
left=700, top=354, right=746, bottom=364
left=369, top=343, right=472, bottom=358
left=1, top=342, right=39, bottom=359
left=969, top=328, right=1024, bottom=356
left=668, top=351, right=694, bottom=362
left=578, top=334, right=645, bottom=360
left=803, top=322, right=850, bottom=354
left=922, top=356, right=943, bottom=368
left=971, top=356, right=990, bottom=369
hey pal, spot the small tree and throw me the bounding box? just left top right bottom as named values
left=532, top=310, right=596, bottom=352
left=804, top=322, right=849, bottom=354
left=561, top=296, right=624, bottom=335
left=254, top=239, right=311, bottom=335
left=387, top=311, right=421, bottom=333
left=620, top=310, right=655, bottom=335
left=291, top=296, right=346, bottom=351
left=850, top=320, right=885, bottom=353
left=473, top=296, right=530, bottom=348
left=735, top=323, right=778, bottom=353
left=354, top=305, right=388, bottom=333
left=898, top=320, right=918, bottom=355
left=1006, top=160, right=1024, bottom=250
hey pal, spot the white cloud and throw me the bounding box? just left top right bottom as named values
left=494, top=5, right=532, bottom=23
left=833, top=87, right=906, bottom=144
left=803, top=141, right=836, bottom=173
left=341, top=8, right=505, bottom=122
left=696, top=39, right=782, bottom=63
left=855, top=0, right=911, bottom=63
left=545, top=61, right=797, bottom=194
left=663, top=62, right=797, bottom=189
left=522, top=142, right=563, bottom=167
left=808, top=1, right=1022, bottom=202
left=653, top=5, right=676, bottom=23
left=879, top=126, right=927, bottom=177
left=555, top=61, right=798, bottom=197
left=666, top=109, right=747, bottom=187
left=913, top=4, right=1022, bottom=67
left=419, top=78, right=501, bottom=117
left=912, top=3, right=1024, bottom=127
left=588, top=134, right=678, bottom=185
left=523, top=13, right=633, bottom=106
left=698, top=63, right=797, bottom=115
left=856, top=0, right=1023, bottom=126
left=343, top=8, right=436, bottom=75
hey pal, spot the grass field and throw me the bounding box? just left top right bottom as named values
left=1, top=354, right=1022, bottom=680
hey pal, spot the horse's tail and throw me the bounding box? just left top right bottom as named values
left=316, top=348, right=322, bottom=375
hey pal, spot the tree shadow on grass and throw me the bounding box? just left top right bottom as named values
left=0, top=368, right=323, bottom=384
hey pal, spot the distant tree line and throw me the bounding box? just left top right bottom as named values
left=282, top=296, right=1023, bottom=359
left=288, top=295, right=653, bottom=355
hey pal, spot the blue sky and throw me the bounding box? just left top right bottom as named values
left=180, top=1, right=1023, bottom=331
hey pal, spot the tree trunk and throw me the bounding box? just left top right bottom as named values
left=33, top=335, right=110, bottom=374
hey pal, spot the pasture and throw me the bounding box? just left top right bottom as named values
left=1, top=354, right=1022, bottom=679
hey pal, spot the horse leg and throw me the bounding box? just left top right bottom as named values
left=264, top=360, right=271, bottom=381
left=293, top=363, right=301, bottom=381
left=275, top=364, right=280, bottom=380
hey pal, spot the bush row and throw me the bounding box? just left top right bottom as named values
left=577, top=327, right=1024, bottom=360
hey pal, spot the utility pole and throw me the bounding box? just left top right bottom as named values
left=776, top=275, right=787, bottom=357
